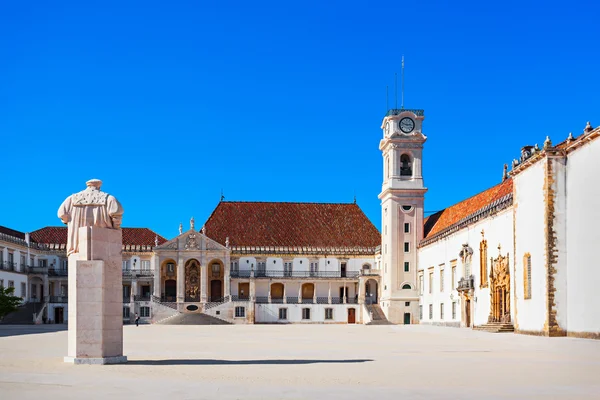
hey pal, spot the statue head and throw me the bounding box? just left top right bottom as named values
left=86, top=179, right=102, bottom=190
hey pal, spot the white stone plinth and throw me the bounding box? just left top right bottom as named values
left=66, top=227, right=125, bottom=364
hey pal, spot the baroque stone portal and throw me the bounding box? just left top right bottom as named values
left=57, top=179, right=124, bottom=255
left=489, top=251, right=511, bottom=323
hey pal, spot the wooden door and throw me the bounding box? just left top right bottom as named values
left=404, top=312, right=411, bottom=325
left=466, top=300, right=471, bottom=327
left=347, top=308, right=356, bottom=324
left=211, top=280, right=222, bottom=302
left=238, top=283, right=249, bottom=299
left=54, top=307, right=64, bottom=324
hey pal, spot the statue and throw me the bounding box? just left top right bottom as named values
left=57, top=179, right=124, bottom=256
left=179, top=223, right=183, bottom=235
left=190, top=216, right=195, bottom=230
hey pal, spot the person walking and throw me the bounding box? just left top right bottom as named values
left=135, top=313, right=140, bottom=327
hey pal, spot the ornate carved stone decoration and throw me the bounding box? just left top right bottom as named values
left=165, top=242, right=178, bottom=249
left=185, top=233, right=200, bottom=250
left=489, top=252, right=511, bottom=323
left=185, top=260, right=200, bottom=302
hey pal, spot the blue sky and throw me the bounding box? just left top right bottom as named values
left=0, top=1, right=598, bottom=239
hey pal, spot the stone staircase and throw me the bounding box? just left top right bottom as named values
left=0, top=302, right=38, bottom=324
left=158, top=313, right=231, bottom=325
left=365, top=304, right=393, bottom=325
left=474, top=322, right=515, bottom=333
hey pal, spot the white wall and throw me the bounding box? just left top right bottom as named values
left=418, top=208, right=513, bottom=327
left=255, top=304, right=361, bottom=323
left=0, top=270, right=28, bottom=298
left=566, top=137, right=600, bottom=334
left=514, top=160, right=548, bottom=332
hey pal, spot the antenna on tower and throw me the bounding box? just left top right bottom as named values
left=386, top=85, right=389, bottom=111
left=401, top=55, right=405, bottom=109
left=394, top=72, right=398, bottom=109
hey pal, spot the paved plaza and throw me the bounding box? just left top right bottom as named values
left=0, top=324, right=599, bottom=399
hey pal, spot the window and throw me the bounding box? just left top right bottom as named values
left=140, top=306, right=150, bottom=317
left=141, top=260, right=150, bottom=271
left=61, top=259, right=68, bottom=270
left=428, top=304, right=433, bottom=319
left=480, top=239, right=488, bottom=287
left=451, top=264, right=457, bottom=290
left=231, top=260, right=239, bottom=274
left=400, top=154, right=412, bottom=176
left=440, top=268, right=444, bottom=292
left=284, top=262, right=293, bottom=277
left=278, top=308, right=288, bottom=320
left=122, top=260, right=129, bottom=271
left=310, top=261, right=319, bottom=276
left=440, top=303, right=444, bottom=320
left=404, top=262, right=409, bottom=272
left=123, top=307, right=130, bottom=318
left=38, top=259, right=47, bottom=267
left=20, top=254, right=25, bottom=266
left=386, top=156, right=390, bottom=179
left=405, top=301, right=410, bottom=307
left=21, top=282, right=26, bottom=298
left=212, top=263, right=221, bottom=278
left=235, top=306, right=246, bottom=318
left=419, top=305, right=423, bottom=320
left=302, top=308, right=311, bottom=320
left=404, top=242, right=410, bottom=253
left=418, top=274, right=424, bottom=295
left=167, top=263, right=175, bottom=273
left=429, top=271, right=434, bottom=293
left=325, top=308, right=333, bottom=320
left=452, top=302, right=457, bottom=319
left=8, top=253, right=14, bottom=263
left=524, top=254, right=532, bottom=299
left=404, top=223, right=410, bottom=233
left=8, top=280, right=14, bottom=288
left=402, top=284, right=411, bottom=290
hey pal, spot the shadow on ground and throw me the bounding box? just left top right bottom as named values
left=126, top=359, right=373, bottom=366
left=0, top=325, right=67, bottom=338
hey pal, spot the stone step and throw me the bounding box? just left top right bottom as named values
left=158, top=312, right=232, bottom=325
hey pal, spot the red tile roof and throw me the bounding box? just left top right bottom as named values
left=204, top=201, right=380, bottom=249
left=422, top=178, right=513, bottom=243
left=30, top=227, right=167, bottom=248
left=0, top=225, right=26, bottom=240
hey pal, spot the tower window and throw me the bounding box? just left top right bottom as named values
left=404, top=223, right=410, bottom=233
left=400, top=154, right=412, bottom=176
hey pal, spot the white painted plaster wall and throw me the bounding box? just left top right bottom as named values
left=566, top=137, right=600, bottom=334
left=0, top=270, right=28, bottom=298
left=514, top=160, right=548, bottom=332
left=255, top=304, right=360, bottom=323
left=418, top=208, right=513, bottom=327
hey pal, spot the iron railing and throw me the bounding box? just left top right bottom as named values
left=48, top=296, right=68, bottom=303
left=48, top=268, right=68, bottom=276
left=2, top=261, right=16, bottom=271
left=231, top=295, right=250, bottom=301
left=457, top=276, right=475, bottom=292
left=134, top=294, right=151, bottom=301
left=286, top=297, right=299, bottom=304
left=255, top=296, right=269, bottom=304
left=230, top=270, right=360, bottom=279
left=123, top=296, right=131, bottom=303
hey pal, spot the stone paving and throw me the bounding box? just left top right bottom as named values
left=0, top=324, right=599, bottom=399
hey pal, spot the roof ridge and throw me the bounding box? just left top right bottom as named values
left=220, top=200, right=358, bottom=205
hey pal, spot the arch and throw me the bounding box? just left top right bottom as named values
left=184, top=258, right=200, bottom=302
left=160, top=258, right=177, bottom=301
left=401, top=283, right=412, bottom=290
left=400, top=154, right=412, bottom=176
left=365, top=279, right=378, bottom=304
left=271, top=283, right=284, bottom=300
left=207, top=259, right=224, bottom=301
left=301, top=283, right=314, bottom=299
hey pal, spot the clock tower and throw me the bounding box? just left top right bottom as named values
left=378, top=109, right=427, bottom=324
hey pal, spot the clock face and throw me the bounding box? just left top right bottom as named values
left=399, top=117, right=415, bottom=133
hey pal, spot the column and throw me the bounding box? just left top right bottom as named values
left=201, top=263, right=208, bottom=302
left=131, top=280, right=138, bottom=303
left=268, top=281, right=271, bottom=303
left=343, top=281, right=347, bottom=304
left=249, top=279, right=256, bottom=302
left=224, top=253, right=231, bottom=298
left=14, top=250, right=21, bottom=272
left=152, top=255, right=160, bottom=298
left=313, top=282, right=317, bottom=304
left=298, top=285, right=302, bottom=304
left=328, top=282, right=331, bottom=304
left=283, top=284, right=287, bottom=304
left=358, top=278, right=364, bottom=304
left=176, top=256, right=184, bottom=303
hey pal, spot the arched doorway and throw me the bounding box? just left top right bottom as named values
left=271, top=283, right=284, bottom=302
left=301, top=283, right=314, bottom=302
left=208, top=260, right=224, bottom=301
left=489, top=252, right=511, bottom=323
left=185, top=259, right=200, bottom=302
left=161, top=259, right=177, bottom=301
left=365, top=279, right=378, bottom=304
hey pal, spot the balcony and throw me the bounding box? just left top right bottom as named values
left=231, top=295, right=250, bottom=301
left=48, top=296, right=68, bottom=303
left=2, top=261, right=17, bottom=272
left=360, top=269, right=382, bottom=277
left=133, top=294, right=151, bottom=302
left=457, top=275, right=475, bottom=292
left=123, top=269, right=154, bottom=278
left=48, top=268, right=68, bottom=277
left=230, top=270, right=360, bottom=279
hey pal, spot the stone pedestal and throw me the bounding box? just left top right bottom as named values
left=65, top=226, right=127, bottom=365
